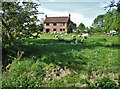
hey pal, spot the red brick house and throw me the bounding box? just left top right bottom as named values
left=44, top=14, right=76, bottom=33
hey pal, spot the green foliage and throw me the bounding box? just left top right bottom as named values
left=92, top=11, right=114, bottom=33
left=103, top=10, right=119, bottom=32
left=67, top=24, right=73, bottom=33
left=2, top=59, right=44, bottom=87
left=93, top=14, right=104, bottom=28
left=2, top=34, right=119, bottom=87
left=2, top=2, right=40, bottom=50
left=46, top=79, right=68, bottom=87
left=39, top=24, right=44, bottom=32
left=78, top=23, right=85, bottom=31
left=2, top=2, right=42, bottom=67
left=92, top=1, right=120, bottom=33
left=96, top=77, right=118, bottom=89
left=0, top=3, right=2, bottom=10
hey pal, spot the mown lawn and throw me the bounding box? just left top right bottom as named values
left=2, top=33, right=119, bottom=88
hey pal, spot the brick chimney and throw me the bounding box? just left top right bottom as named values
left=69, top=13, right=71, bottom=18
left=45, top=15, right=47, bottom=18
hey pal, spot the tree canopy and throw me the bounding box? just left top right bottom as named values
left=90, top=0, right=120, bottom=33
left=92, top=8, right=119, bottom=33
left=78, top=23, right=85, bottom=31
left=2, top=2, right=41, bottom=51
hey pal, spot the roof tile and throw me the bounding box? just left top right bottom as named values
left=44, top=16, right=69, bottom=23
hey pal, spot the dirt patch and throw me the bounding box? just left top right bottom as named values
left=43, top=66, right=71, bottom=82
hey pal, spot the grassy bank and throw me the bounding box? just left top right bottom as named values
left=2, top=33, right=119, bottom=88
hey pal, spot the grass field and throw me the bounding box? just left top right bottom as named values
left=2, top=33, right=119, bottom=88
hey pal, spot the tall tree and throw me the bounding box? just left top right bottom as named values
left=2, top=2, right=40, bottom=51
left=90, top=0, right=119, bottom=33
left=92, top=8, right=119, bottom=33
left=104, top=9, right=119, bottom=32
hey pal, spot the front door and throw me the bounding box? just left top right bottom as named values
left=46, top=29, right=50, bottom=33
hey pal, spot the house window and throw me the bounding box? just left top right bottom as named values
left=60, top=23, right=62, bottom=26
left=60, top=29, right=62, bottom=31
left=63, top=29, right=65, bottom=31
left=46, top=29, right=50, bottom=33
left=46, top=23, right=49, bottom=26
left=60, top=23, right=65, bottom=26
left=53, top=23, right=56, bottom=26
left=53, top=29, right=56, bottom=31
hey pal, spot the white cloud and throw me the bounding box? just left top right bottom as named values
left=75, top=8, right=92, bottom=12
left=100, top=2, right=108, bottom=8
left=37, top=7, right=93, bottom=27
left=70, top=12, right=94, bottom=27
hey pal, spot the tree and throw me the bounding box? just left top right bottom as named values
left=93, top=15, right=104, bottom=28
left=92, top=14, right=105, bottom=32
left=104, top=9, right=119, bottom=32
left=39, top=24, right=44, bottom=32
left=78, top=23, right=85, bottom=32
left=104, top=0, right=120, bottom=12
left=67, top=24, right=72, bottom=33
left=103, top=0, right=120, bottom=32
left=32, top=24, right=44, bottom=38
left=117, top=0, right=120, bottom=12
left=2, top=2, right=42, bottom=65
left=2, top=2, right=40, bottom=51
left=92, top=8, right=119, bottom=33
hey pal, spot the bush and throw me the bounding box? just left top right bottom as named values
left=96, top=77, right=118, bottom=89
left=67, top=24, right=73, bottom=33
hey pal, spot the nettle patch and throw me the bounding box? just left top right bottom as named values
left=43, top=65, right=71, bottom=82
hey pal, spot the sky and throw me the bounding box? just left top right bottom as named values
left=37, top=1, right=108, bottom=27
left=19, top=0, right=119, bottom=27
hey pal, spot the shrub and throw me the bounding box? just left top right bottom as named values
left=96, top=77, right=118, bottom=89
left=67, top=24, right=73, bottom=33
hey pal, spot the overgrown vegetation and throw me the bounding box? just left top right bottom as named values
left=2, top=2, right=43, bottom=66
left=2, top=34, right=119, bottom=88
left=2, top=0, right=119, bottom=88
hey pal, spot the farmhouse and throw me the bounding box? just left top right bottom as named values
left=44, top=14, right=76, bottom=33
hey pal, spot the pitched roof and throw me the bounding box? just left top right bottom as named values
left=44, top=16, right=69, bottom=23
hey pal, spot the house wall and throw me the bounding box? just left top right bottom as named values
left=44, top=23, right=68, bottom=33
